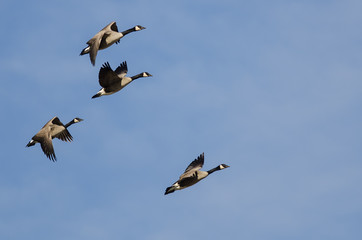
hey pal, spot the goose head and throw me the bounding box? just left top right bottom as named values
left=134, top=25, right=146, bottom=31
left=64, top=117, right=84, bottom=128
left=73, top=118, right=84, bottom=123
left=143, top=72, right=152, bottom=77
left=131, top=72, right=153, bottom=81
left=219, top=164, right=230, bottom=170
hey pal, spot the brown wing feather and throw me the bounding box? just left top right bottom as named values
left=38, top=135, right=56, bottom=161
left=184, top=153, right=204, bottom=173
left=87, top=34, right=102, bottom=66
left=54, top=129, right=73, bottom=142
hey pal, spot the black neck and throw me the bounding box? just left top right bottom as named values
left=131, top=73, right=144, bottom=80
left=207, top=166, right=221, bottom=175
left=64, top=120, right=75, bottom=128
left=121, top=27, right=135, bottom=36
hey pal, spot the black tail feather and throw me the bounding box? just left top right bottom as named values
left=80, top=46, right=89, bottom=56
left=92, top=93, right=101, bottom=99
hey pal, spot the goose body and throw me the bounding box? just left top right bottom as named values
left=26, top=117, right=83, bottom=161
left=80, top=22, right=146, bottom=65
left=92, top=61, right=152, bottom=99
left=165, top=153, right=229, bottom=195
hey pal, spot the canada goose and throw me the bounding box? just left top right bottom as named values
left=92, top=61, right=152, bottom=99
left=26, top=117, right=83, bottom=161
left=80, top=22, right=146, bottom=65
left=165, top=153, right=230, bottom=195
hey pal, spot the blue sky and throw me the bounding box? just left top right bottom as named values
left=1, top=0, right=362, bottom=239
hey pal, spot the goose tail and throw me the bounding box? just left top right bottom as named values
left=80, top=46, right=90, bottom=55
left=26, top=139, right=36, bottom=147
left=164, top=186, right=176, bottom=195
left=92, top=93, right=101, bottom=99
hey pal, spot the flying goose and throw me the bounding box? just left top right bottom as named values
left=92, top=61, right=152, bottom=99
left=80, top=22, right=146, bottom=65
left=26, top=117, right=83, bottom=161
left=165, top=153, right=230, bottom=195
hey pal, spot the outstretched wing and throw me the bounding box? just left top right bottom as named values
left=114, top=61, right=128, bottom=78
left=184, top=153, right=204, bottom=173
left=34, top=133, right=56, bottom=162
left=49, top=117, right=72, bottom=142
left=98, top=62, right=120, bottom=87
left=54, top=129, right=73, bottom=142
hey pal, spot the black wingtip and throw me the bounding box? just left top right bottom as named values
left=101, top=62, right=111, bottom=69
left=47, top=154, right=57, bottom=162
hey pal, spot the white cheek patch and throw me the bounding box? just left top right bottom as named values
left=219, top=165, right=225, bottom=169
left=143, top=72, right=148, bottom=77
left=135, top=26, right=140, bottom=31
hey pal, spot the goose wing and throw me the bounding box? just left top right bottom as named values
left=184, top=153, right=204, bottom=173
left=40, top=116, right=59, bottom=129
left=48, top=117, right=73, bottom=142
left=51, top=117, right=64, bottom=126
left=86, top=33, right=103, bottom=66
left=114, top=61, right=128, bottom=78
left=54, top=129, right=73, bottom=142
left=107, top=22, right=121, bottom=44
left=98, top=62, right=120, bottom=87
left=176, top=153, right=204, bottom=184
left=40, top=137, right=56, bottom=161
left=33, top=131, right=56, bottom=161
left=102, top=21, right=118, bottom=32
